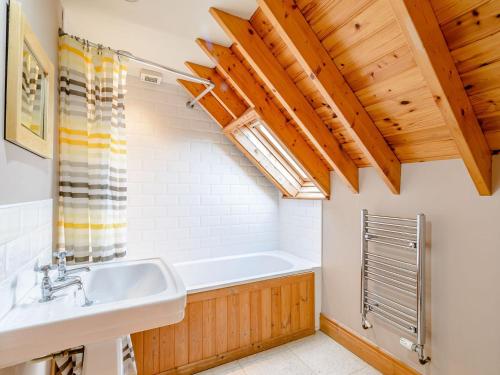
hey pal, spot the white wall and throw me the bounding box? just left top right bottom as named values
left=125, top=77, right=281, bottom=262
left=322, top=157, right=500, bottom=375
left=0, top=200, right=53, bottom=375
left=0, top=0, right=61, bottom=205
left=61, top=0, right=257, bottom=82
left=279, top=199, right=321, bottom=264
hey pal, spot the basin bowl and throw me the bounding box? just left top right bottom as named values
left=86, top=261, right=168, bottom=304
left=0, top=257, right=186, bottom=369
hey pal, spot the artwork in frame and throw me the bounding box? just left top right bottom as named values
left=5, top=0, right=54, bottom=159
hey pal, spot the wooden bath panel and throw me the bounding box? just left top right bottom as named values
left=131, top=272, right=315, bottom=375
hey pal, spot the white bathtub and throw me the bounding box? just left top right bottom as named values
left=173, top=251, right=319, bottom=294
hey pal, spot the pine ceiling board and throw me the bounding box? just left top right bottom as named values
left=471, top=88, right=500, bottom=121
left=480, top=116, right=500, bottom=133
left=294, top=75, right=323, bottom=102
left=285, top=61, right=310, bottom=85
left=451, top=33, right=500, bottom=74
left=385, top=126, right=453, bottom=146
left=440, top=0, right=500, bottom=50
left=355, top=67, right=428, bottom=107
left=341, top=142, right=372, bottom=167
left=374, top=109, right=448, bottom=138
left=394, top=140, right=460, bottom=163
left=430, top=0, right=490, bottom=25
left=298, top=0, right=375, bottom=41
left=252, top=9, right=337, bottom=114
left=436, top=0, right=500, bottom=150
left=330, top=21, right=407, bottom=76
left=364, top=86, right=437, bottom=120
left=485, top=130, right=500, bottom=150
left=249, top=7, right=367, bottom=164
left=321, top=0, right=395, bottom=57
left=461, top=61, right=500, bottom=97
left=343, top=45, right=416, bottom=92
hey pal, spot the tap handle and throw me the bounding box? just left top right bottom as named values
left=35, top=264, right=56, bottom=277
left=57, top=251, right=67, bottom=261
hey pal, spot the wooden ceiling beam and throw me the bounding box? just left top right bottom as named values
left=390, top=0, right=492, bottom=195
left=209, top=7, right=359, bottom=194
left=196, top=38, right=331, bottom=197
left=176, top=79, right=233, bottom=127
left=177, top=79, right=291, bottom=197
left=258, top=0, right=401, bottom=195
left=184, top=62, right=248, bottom=119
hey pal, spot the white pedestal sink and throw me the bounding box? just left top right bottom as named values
left=0, top=257, right=186, bottom=374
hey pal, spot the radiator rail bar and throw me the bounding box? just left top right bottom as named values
left=361, top=209, right=430, bottom=364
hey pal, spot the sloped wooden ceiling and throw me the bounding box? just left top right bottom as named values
left=178, top=0, right=500, bottom=197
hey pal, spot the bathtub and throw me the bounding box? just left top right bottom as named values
left=173, top=251, right=319, bottom=293
left=132, top=251, right=320, bottom=374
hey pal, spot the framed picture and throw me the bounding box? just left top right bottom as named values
left=5, top=0, right=54, bottom=158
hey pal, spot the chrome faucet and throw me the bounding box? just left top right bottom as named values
left=56, top=251, right=90, bottom=281
left=35, top=264, right=93, bottom=306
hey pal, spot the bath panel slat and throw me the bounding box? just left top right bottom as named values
left=131, top=331, right=144, bottom=374
left=131, top=272, right=315, bottom=375
left=188, top=301, right=203, bottom=362
left=174, top=305, right=189, bottom=367
left=159, top=326, right=174, bottom=371
left=215, top=297, right=228, bottom=354
left=281, top=284, right=292, bottom=335
left=299, top=281, right=309, bottom=330
left=261, top=288, right=272, bottom=340
left=250, top=290, right=262, bottom=343
left=143, top=328, right=160, bottom=375
left=239, top=292, right=251, bottom=347
left=202, top=299, right=216, bottom=359
left=271, top=287, right=282, bottom=338
left=227, top=294, right=240, bottom=350
left=291, top=282, right=301, bottom=331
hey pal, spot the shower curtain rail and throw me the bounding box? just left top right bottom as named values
left=58, top=29, right=215, bottom=108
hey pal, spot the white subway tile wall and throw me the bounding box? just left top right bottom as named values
left=279, top=199, right=322, bottom=264
left=0, top=199, right=53, bottom=319
left=125, top=77, right=280, bottom=262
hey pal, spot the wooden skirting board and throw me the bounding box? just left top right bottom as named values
left=320, top=314, right=421, bottom=375
left=132, top=272, right=315, bottom=375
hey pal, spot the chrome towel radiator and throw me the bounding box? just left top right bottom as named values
left=360, top=209, right=430, bottom=364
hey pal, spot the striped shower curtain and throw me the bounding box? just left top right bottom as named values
left=58, top=34, right=128, bottom=263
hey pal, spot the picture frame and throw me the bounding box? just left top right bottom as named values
left=5, top=0, right=54, bottom=159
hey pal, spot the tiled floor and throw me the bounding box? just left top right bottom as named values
left=198, top=331, right=380, bottom=375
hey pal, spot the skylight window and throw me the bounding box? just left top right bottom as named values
left=230, top=113, right=325, bottom=199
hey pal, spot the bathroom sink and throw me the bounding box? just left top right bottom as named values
left=86, top=261, right=168, bottom=304
left=0, top=257, right=186, bottom=369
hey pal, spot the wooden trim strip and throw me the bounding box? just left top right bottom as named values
left=223, top=108, right=258, bottom=135
left=258, top=0, right=401, bottom=194
left=389, top=0, right=492, bottom=196
left=209, top=8, right=359, bottom=194
left=320, top=314, right=421, bottom=375
left=196, top=38, right=331, bottom=197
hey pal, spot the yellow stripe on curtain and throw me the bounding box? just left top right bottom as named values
left=58, top=34, right=128, bottom=263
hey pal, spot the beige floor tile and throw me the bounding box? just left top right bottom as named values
left=237, top=345, right=314, bottom=375
left=351, top=366, right=382, bottom=375
left=197, top=332, right=379, bottom=375
left=198, top=361, right=246, bottom=375
left=285, top=332, right=367, bottom=375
